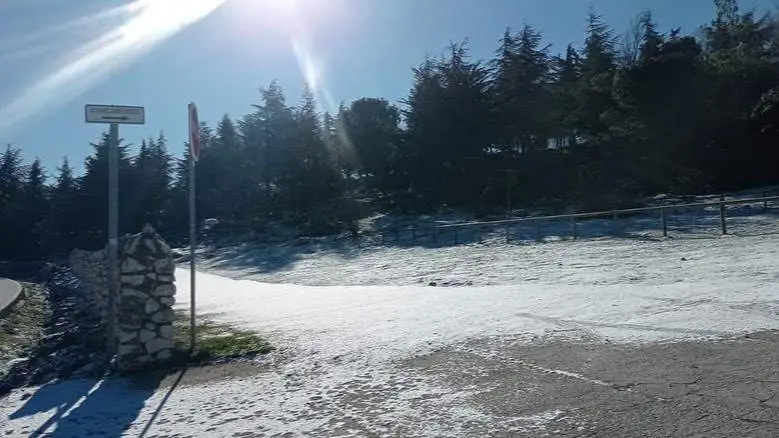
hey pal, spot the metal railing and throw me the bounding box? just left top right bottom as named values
left=363, top=194, right=779, bottom=245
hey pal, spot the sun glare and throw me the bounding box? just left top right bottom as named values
left=0, top=0, right=227, bottom=136
left=120, top=0, right=222, bottom=44
left=0, top=0, right=356, bottom=136
left=225, top=0, right=354, bottom=113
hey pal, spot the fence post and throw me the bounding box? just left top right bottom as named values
left=720, top=196, right=727, bottom=235
left=571, top=217, right=577, bottom=240
left=505, top=226, right=511, bottom=244
left=661, top=207, right=668, bottom=237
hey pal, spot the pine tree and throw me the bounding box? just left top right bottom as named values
left=54, top=157, right=76, bottom=196
left=403, top=43, right=492, bottom=207
left=22, top=159, right=48, bottom=255
left=203, top=114, right=251, bottom=225
left=131, top=133, right=173, bottom=232
left=75, top=131, right=135, bottom=248
left=491, top=24, right=553, bottom=155
left=339, top=98, right=401, bottom=190
left=0, top=146, right=27, bottom=257
left=286, top=86, right=340, bottom=211
left=0, top=145, right=24, bottom=212
left=168, top=122, right=213, bottom=241
left=551, top=44, right=582, bottom=150
left=700, top=0, right=779, bottom=189
left=240, top=81, right=296, bottom=222
left=43, top=157, right=79, bottom=252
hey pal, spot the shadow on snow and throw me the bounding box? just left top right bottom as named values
left=203, top=205, right=779, bottom=276
left=7, top=369, right=185, bottom=437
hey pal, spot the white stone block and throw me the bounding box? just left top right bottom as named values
left=153, top=284, right=175, bottom=297
left=145, top=299, right=160, bottom=314
left=139, top=329, right=156, bottom=343
left=121, top=257, right=146, bottom=274
left=121, top=288, right=147, bottom=299
left=126, top=238, right=140, bottom=255
left=118, top=331, right=138, bottom=343
left=145, top=338, right=173, bottom=354
left=118, top=344, right=142, bottom=356
left=151, top=309, right=174, bottom=324
left=154, top=258, right=175, bottom=274
left=121, top=275, right=145, bottom=286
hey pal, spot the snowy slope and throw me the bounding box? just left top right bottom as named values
left=202, top=220, right=779, bottom=289
left=3, top=220, right=779, bottom=436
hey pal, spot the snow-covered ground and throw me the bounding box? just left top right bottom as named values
left=3, top=207, right=779, bottom=436
left=201, top=202, right=779, bottom=288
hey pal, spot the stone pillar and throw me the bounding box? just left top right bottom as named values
left=116, top=225, right=177, bottom=371
left=69, top=249, right=109, bottom=323
left=70, top=224, right=177, bottom=372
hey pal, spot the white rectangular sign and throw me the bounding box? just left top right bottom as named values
left=85, top=104, right=145, bottom=125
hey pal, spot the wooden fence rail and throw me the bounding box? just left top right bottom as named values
left=363, top=194, right=779, bottom=245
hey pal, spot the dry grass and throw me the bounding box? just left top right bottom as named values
left=0, top=284, right=50, bottom=375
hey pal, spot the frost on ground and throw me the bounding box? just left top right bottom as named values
left=201, top=203, right=779, bottom=287
left=3, top=209, right=779, bottom=436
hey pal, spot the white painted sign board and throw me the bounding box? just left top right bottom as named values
left=85, top=104, right=145, bottom=125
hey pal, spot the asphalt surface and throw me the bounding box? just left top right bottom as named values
left=0, top=278, right=22, bottom=316
left=404, top=331, right=779, bottom=437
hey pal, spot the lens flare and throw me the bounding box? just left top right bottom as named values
left=0, top=0, right=227, bottom=135
left=277, top=0, right=355, bottom=161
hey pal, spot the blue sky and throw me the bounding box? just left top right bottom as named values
left=0, top=0, right=774, bottom=176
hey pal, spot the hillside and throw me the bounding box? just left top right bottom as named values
left=6, top=199, right=778, bottom=436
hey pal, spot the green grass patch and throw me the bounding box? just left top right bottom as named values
left=172, top=311, right=273, bottom=363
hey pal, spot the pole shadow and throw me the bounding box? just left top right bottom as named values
left=6, top=369, right=170, bottom=438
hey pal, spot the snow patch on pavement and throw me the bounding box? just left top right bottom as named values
left=4, top=225, right=779, bottom=436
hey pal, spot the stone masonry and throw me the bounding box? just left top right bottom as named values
left=70, top=225, right=177, bottom=371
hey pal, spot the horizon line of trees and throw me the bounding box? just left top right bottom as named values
left=2, top=0, right=778, bottom=259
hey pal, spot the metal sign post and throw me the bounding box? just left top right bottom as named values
left=106, top=122, right=119, bottom=358
left=188, top=102, right=201, bottom=351
left=85, top=104, right=145, bottom=359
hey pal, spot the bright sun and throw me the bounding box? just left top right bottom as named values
left=219, top=0, right=355, bottom=112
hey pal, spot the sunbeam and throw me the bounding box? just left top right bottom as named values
left=282, top=0, right=338, bottom=112
left=0, top=0, right=227, bottom=136
left=282, top=0, right=356, bottom=162
left=0, top=3, right=140, bottom=53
